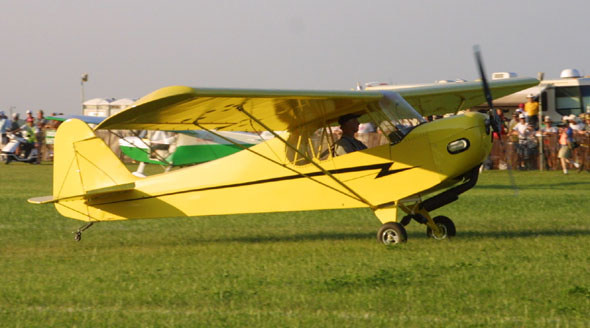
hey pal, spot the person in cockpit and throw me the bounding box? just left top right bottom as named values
left=334, top=114, right=367, bottom=156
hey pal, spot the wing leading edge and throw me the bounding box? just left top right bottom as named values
left=95, top=77, right=539, bottom=132
left=377, top=77, right=539, bottom=117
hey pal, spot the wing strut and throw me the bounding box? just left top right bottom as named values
left=231, top=105, right=375, bottom=208
left=191, top=120, right=371, bottom=204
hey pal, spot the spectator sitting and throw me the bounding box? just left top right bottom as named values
left=20, top=120, right=37, bottom=159
left=9, top=113, right=19, bottom=131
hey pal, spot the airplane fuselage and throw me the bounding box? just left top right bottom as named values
left=56, top=112, right=491, bottom=223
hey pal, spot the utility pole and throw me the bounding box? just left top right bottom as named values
left=81, top=73, right=89, bottom=112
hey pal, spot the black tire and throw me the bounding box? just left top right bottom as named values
left=426, top=215, right=456, bottom=240
left=400, top=215, right=412, bottom=226
left=377, top=222, right=408, bottom=245
left=4, top=155, right=11, bottom=164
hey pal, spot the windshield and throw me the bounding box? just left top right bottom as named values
left=366, top=91, right=425, bottom=144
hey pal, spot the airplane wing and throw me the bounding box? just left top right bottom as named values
left=46, top=114, right=107, bottom=125
left=382, top=77, right=539, bottom=117
left=95, top=78, right=538, bottom=132
left=95, top=87, right=383, bottom=132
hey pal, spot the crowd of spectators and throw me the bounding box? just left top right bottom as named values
left=485, top=93, right=590, bottom=174
left=0, top=110, right=62, bottom=163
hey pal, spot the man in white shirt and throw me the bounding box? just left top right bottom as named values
left=512, top=114, right=534, bottom=169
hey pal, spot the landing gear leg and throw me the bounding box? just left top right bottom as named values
left=74, top=222, right=94, bottom=241
left=399, top=203, right=455, bottom=240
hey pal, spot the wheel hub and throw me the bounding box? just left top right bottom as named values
left=432, top=224, right=448, bottom=240
left=382, top=229, right=400, bottom=244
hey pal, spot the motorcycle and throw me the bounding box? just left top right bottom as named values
left=1, top=132, right=38, bottom=164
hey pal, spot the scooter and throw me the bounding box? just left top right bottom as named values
left=1, top=132, right=38, bottom=164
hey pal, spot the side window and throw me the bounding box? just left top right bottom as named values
left=555, top=86, right=582, bottom=116
left=286, top=124, right=337, bottom=165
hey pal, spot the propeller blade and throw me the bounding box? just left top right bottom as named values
left=474, top=45, right=494, bottom=110
left=473, top=45, right=502, bottom=134
left=474, top=45, right=518, bottom=195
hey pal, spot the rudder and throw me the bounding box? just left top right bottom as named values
left=52, top=119, right=137, bottom=221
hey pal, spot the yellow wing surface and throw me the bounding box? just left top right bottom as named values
left=96, top=87, right=383, bottom=131
left=95, top=77, right=538, bottom=131
left=371, top=77, right=539, bottom=117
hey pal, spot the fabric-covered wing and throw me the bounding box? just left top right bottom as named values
left=47, top=114, right=106, bottom=125
left=95, top=87, right=384, bottom=132
left=385, top=77, right=539, bottom=117
left=95, top=77, right=538, bottom=131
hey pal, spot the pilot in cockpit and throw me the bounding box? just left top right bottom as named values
left=334, top=114, right=367, bottom=156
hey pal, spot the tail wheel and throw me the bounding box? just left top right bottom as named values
left=426, top=215, right=456, bottom=240
left=377, top=222, right=408, bottom=245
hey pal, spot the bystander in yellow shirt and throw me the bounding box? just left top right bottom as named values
left=525, top=101, right=539, bottom=116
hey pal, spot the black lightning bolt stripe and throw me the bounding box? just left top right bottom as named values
left=89, top=163, right=416, bottom=205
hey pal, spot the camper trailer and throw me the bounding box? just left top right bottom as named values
left=493, top=69, right=590, bottom=122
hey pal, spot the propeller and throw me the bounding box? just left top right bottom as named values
left=473, top=45, right=502, bottom=135
left=473, top=45, right=518, bottom=195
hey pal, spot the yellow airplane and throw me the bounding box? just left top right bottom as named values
left=29, top=57, right=538, bottom=244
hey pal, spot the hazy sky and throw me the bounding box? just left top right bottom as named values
left=2, top=0, right=589, bottom=115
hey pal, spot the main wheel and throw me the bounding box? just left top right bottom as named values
left=377, top=222, right=408, bottom=245
left=426, top=216, right=456, bottom=240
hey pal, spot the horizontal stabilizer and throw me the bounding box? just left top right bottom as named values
left=86, top=182, right=136, bottom=196
left=27, top=196, right=57, bottom=204
left=28, top=182, right=136, bottom=205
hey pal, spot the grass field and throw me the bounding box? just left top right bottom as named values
left=1, top=163, right=590, bottom=327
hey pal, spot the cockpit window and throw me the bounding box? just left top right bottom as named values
left=367, top=91, right=425, bottom=145
left=286, top=91, right=425, bottom=165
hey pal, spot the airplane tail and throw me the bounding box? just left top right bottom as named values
left=41, top=119, right=137, bottom=221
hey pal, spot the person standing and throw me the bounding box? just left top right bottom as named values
left=34, top=110, right=47, bottom=163
left=0, top=111, right=9, bottom=145
left=25, top=110, right=34, bottom=124
left=512, top=114, right=534, bottom=169
left=558, top=117, right=581, bottom=174
left=524, top=93, right=539, bottom=130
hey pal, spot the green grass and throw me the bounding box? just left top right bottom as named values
left=1, top=163, right=590, bottom=327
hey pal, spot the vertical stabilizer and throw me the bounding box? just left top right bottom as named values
left=52, top=119, right=136, bottom=221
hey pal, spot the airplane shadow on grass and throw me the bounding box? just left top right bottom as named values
left=454, top=228, right=590, bottom=239
left=176, top=228, right=590, bottom=245
left=477, top=181, right=590, bottom=190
